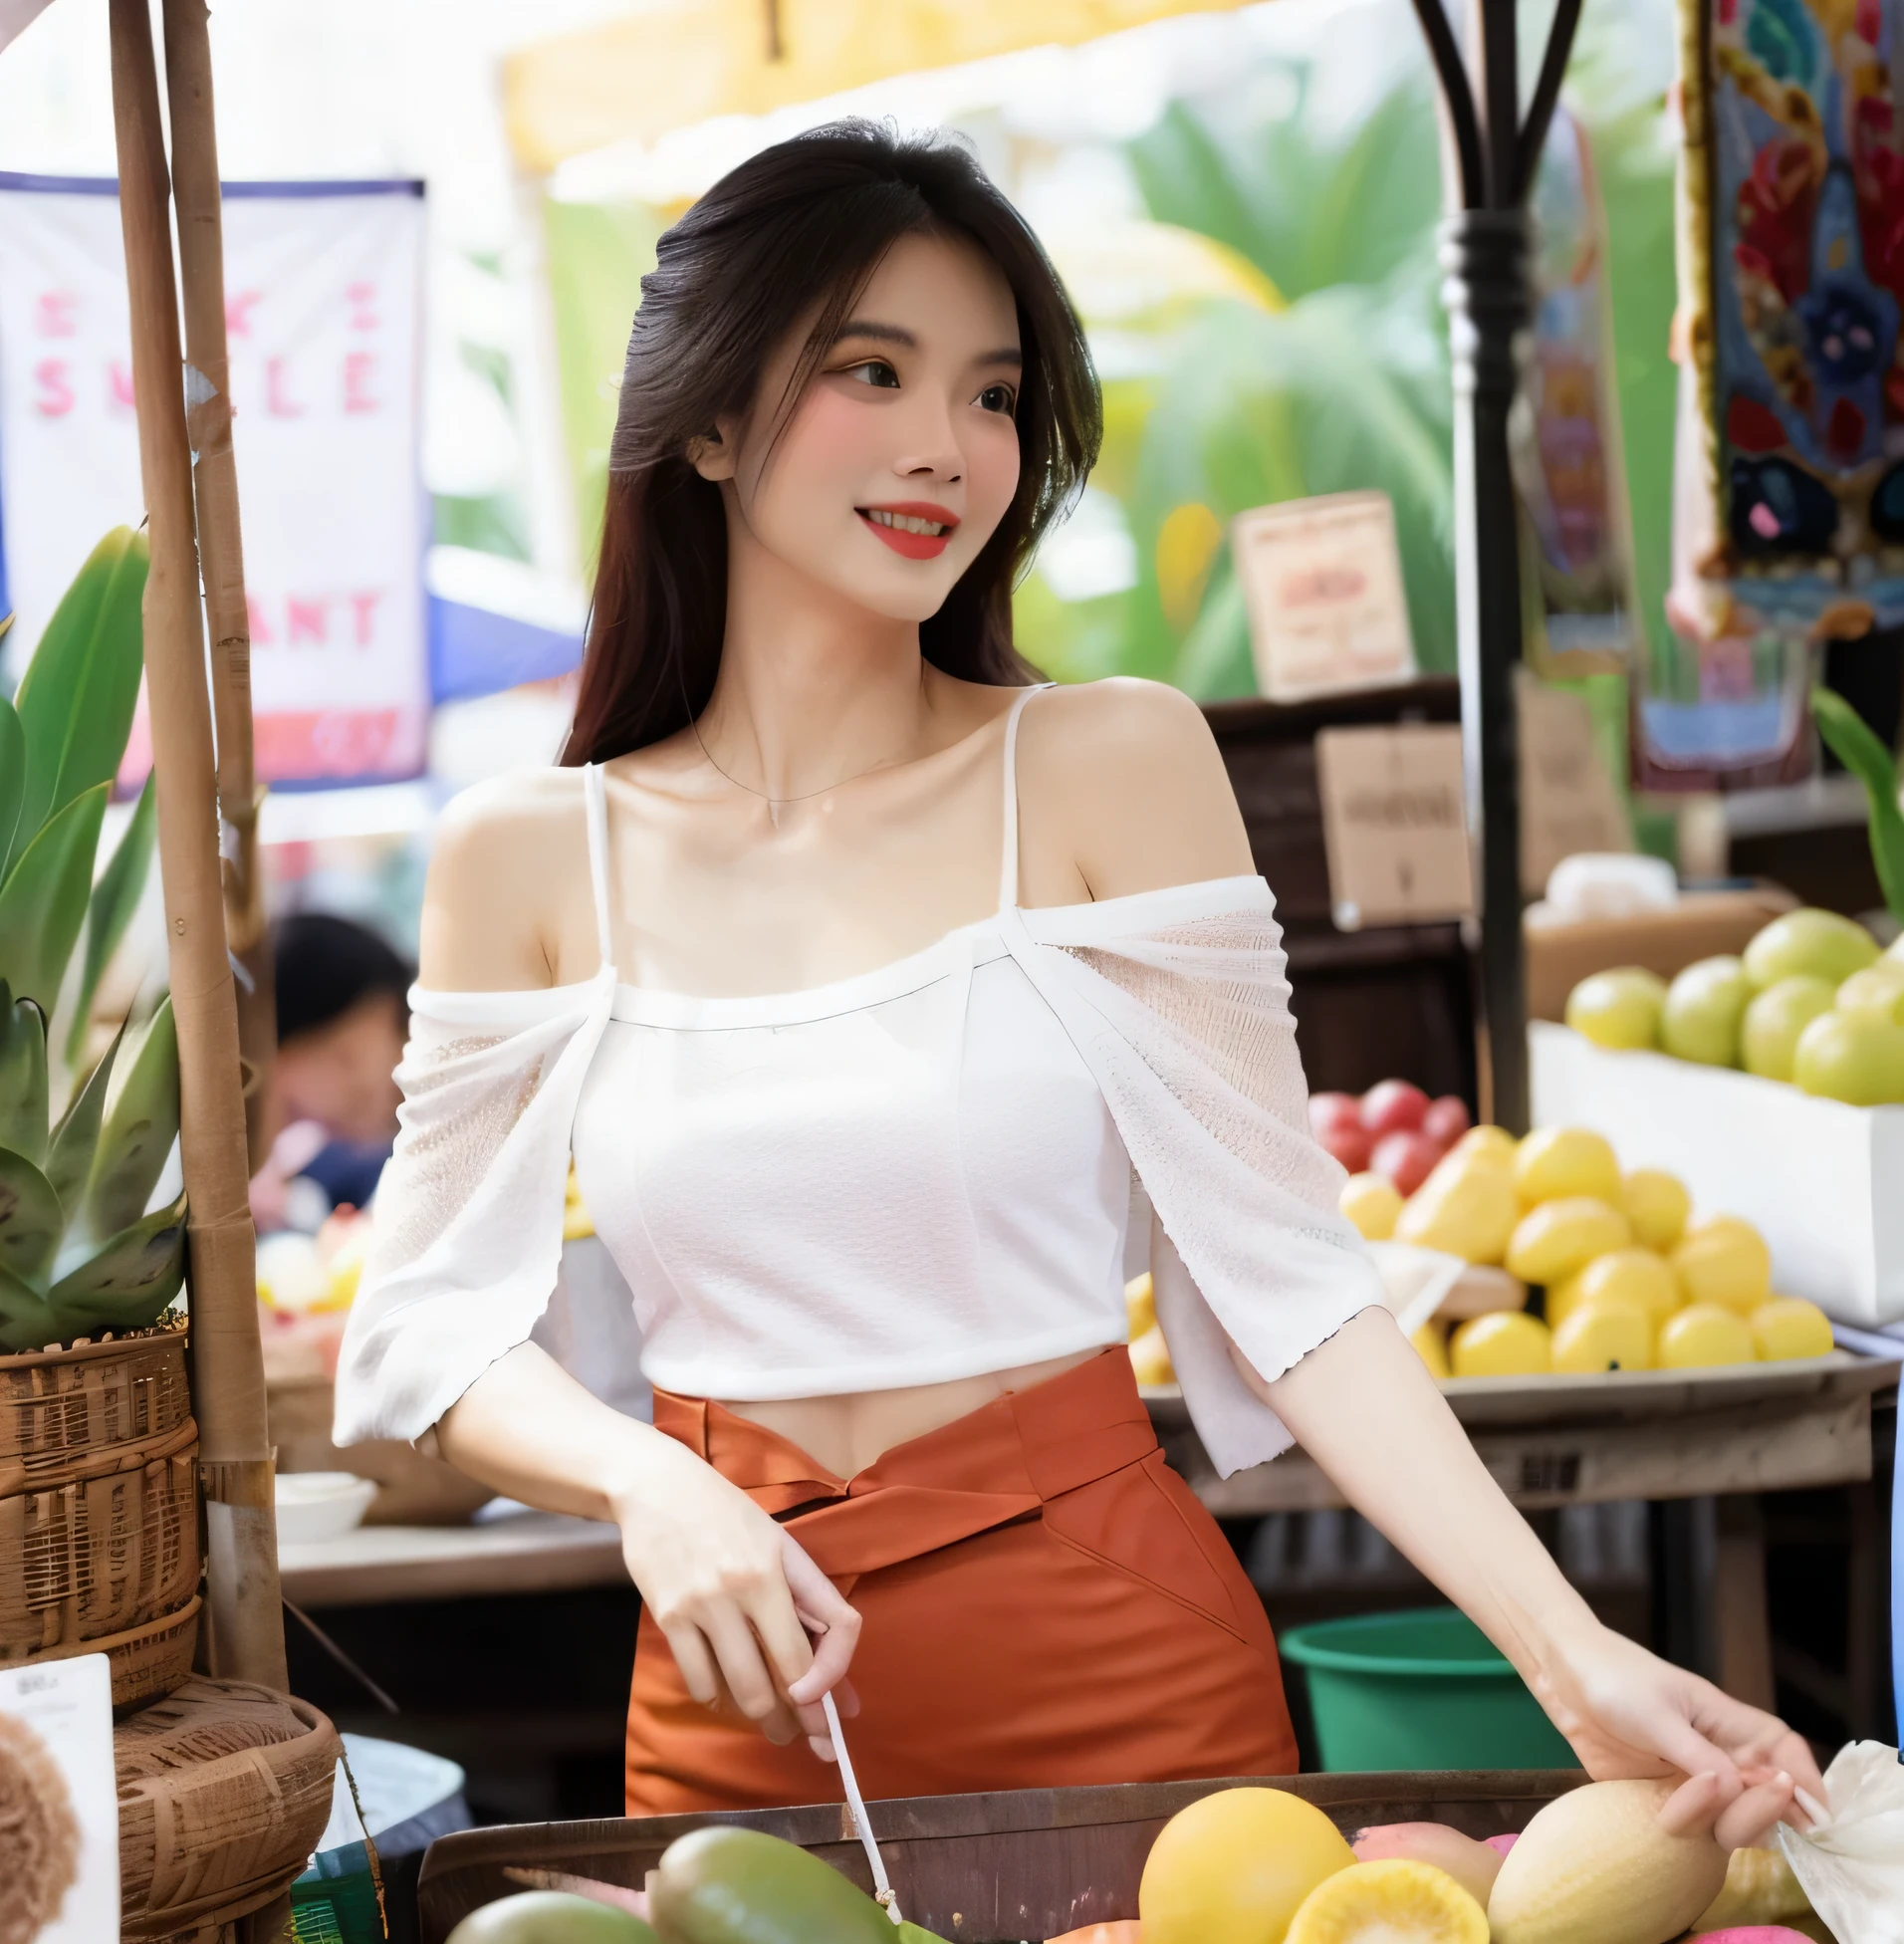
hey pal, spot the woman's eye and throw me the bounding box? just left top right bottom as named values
left=840, top=360, right=900, bottom=389
left=976, top=382, right=1018, bottom=416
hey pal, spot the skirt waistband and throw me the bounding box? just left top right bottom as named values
left=649, top=1348, right=1158, bottom=1582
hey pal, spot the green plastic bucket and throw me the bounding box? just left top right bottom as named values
left=1280, top=1606, right=1577, bottom=1772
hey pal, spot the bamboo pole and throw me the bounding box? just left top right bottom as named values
left=161, top=0, right=275, bottom=1177
left=109, top=0, right=287, bottom=1691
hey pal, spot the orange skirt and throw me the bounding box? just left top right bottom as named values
left=624, top=1348, right=1299, bottom=1814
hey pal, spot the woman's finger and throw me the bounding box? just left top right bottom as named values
left=656, top=1619, right=721, bottom=1709
left=1714, top=1773, right=1797, bottom=1851
left=782, top=1536, right=862, bottom=1704
left=699, top=1602, right=790, bottom=1729
left=1657, top=1766, right=1742, bottom=1838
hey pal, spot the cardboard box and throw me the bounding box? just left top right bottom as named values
left=1530, top=1020, right=1904, bottom=1327
left=1525, top=885, right=1798, bottom=1022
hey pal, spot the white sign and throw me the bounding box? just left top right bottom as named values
left=0, top=1652, right=119, bottom=1943
left=0, top=176, right=428, bottom=785
left=1233, top=489, right=1417, bottom=700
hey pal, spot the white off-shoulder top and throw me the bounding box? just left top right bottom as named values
left=333, top=687, right=1384, bottom=1478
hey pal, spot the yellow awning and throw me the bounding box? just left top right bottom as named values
left=505, top=0, right=1261, bottom=173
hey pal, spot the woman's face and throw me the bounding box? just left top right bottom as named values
left=695, top=229, right=1024, bottom=622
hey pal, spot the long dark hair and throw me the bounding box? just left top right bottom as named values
left=561, top=120, right=1101, bottom=766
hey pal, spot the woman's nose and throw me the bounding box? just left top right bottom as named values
left=891, top=393, right=963, bottom=483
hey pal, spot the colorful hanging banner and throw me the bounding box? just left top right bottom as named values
left=1679, top=0, right=1904, bottom=639
left=0, top=174, right=428, bottom=788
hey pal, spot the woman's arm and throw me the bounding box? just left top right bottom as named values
left=436, top=1343, right=858, bottom=1750
left=1038, top=680, right=1824, bottom=1844
left=1253, top=1311, right=1822, bottom=1846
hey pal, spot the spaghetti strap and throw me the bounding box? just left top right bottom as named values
left=582, top=763, right=616, bottom=975
left=997, top=683, right=1056, bottom=912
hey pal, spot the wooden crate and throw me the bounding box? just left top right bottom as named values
left=418, top=1769, right=1580, bottom=1942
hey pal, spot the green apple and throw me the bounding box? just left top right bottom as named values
left=1661, top=955, right=1753, bottom=1067
left=1564, top=967, right=1667, bottom=1051
left=1743, top=907, right=1880, bottom=990
left=1793, top=1010, right=1904, bottom=1104
left=1741, top=975, right=1837, bottom=1081
left=1835, top=963, right=1904, bottom=1025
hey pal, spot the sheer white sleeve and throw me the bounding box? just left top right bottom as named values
left=332, top=968, right=616, bottom=1446
left=1003, top=877, right=1385, bottom=1476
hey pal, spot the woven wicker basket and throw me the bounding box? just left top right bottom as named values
left=117, top=1676, right=341, bottom=1939
left=0, top=1325, right=193, bottom=1496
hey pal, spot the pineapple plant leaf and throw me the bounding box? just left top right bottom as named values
left=1811, top=686, right=1904, bottom=926
left=0, top=528, right=187, bottom=1355
left=66, top=771, right=155, bottom=1069
left=0, top=782, right=109, bottom=1016
left=10, top=527, right=147, bottom=874
left=86, top=992, right=180, bottom=1243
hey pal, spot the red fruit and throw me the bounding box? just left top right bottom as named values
left=1309, top=1092, right=1362, bottom=1138
left=1370, top=1130, right=1442, bottom=1194
left=1484, top=1833, right=1519, bottom=1857
left=1318, top=1125, right=1373, bottom=1173
left=1360, top=1079, right=1430, bottom=1134
left=1421, top=1094, right=1472, bottom=1144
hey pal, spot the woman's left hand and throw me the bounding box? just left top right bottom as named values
left=1535, top=1619, right=1826, bottom=1847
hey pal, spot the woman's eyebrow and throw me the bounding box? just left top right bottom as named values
left=832, top=320, right=1023, bottom=366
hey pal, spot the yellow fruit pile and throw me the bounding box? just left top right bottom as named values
left=1128, top=1779, right=1790, bottom=1944
left=1564, top=906, right=1904, bottom=1102
left=1338, top=1123, right=1835, bottom=1379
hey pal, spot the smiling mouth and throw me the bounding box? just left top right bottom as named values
left=856, top=505, right=958, bottom=560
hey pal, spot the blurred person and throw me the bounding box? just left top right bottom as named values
left=252, top=913, right=410, bottom=1231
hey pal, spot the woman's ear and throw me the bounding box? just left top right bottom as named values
left=687, top=424, right=737, bottom=482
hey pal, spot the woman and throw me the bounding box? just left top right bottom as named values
left=337, top=122, right=1817, bottom=1838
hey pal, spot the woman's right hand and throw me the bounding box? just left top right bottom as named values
left=433, top=1343, right=860, bottom=1754
left=608, top=1430, right=861, bottom=1752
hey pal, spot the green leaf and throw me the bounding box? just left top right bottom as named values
left=65, top=773, right=156, bottom=1069
left=48, top=1191, right=185, bottom=1337
left=0, top=986, right=48, bottom=1168
left=11, top=528, right=147, bottom=877
left=1812, top=686, right=1904, bottom=924
left=0, top=1261, right=61, bottom=1355
left=47, top=1022, right=122, bottom=1219
left=0, top=697, right=25, bottom=891
left=0, top=783, right=108, bottom=1016
left=0, top=1145, right=65, bottom=1288
left=87, top=992, right=178, bottom=1240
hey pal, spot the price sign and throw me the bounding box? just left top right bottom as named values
left=0, top=1653, right=118, bottom=1942
left=1233, top=490, right=1417, bottom=700
left=1315, top=723, right=1475, bottom=930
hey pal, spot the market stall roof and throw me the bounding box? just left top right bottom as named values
left=504, top=0, right=1264, bottom=171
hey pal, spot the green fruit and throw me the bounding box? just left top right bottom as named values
left=1834, top=963, right=1904, bottom=1025
left=446, top=1892, right=656, bottom=1944
left=1661, top=957, right=1753, bottom=1068
left=1792, top=1010, right=1904, bottom=1104
left=651, top=1828, right=949, bottom=1944
left=1742, top=976, right=1837, bottom=1082
left=1564, top=968, right=1666, bottom=1051
left=1743, top=908, right=1880, bottom=990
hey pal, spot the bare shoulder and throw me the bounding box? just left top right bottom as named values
left=420, top=768, right=593, bottom=991
left=1017, top=678, right=1254, bottom=899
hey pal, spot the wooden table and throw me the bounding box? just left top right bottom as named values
left=280, top=1352, right=1898, bottom=1710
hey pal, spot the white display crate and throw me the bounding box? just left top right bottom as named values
left=1529, top=1020, right=1904, bottom=1328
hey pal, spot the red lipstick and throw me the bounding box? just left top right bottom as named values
left=856, top=500, right=959, bottom=561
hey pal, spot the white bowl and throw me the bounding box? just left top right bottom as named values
left=276, top=1470, right=378, bottom=1545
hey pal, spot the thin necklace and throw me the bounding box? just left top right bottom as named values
left=687, top=714, right=905, bottom=829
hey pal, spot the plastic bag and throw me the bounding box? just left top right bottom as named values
left=1777, top=1742, right=1904, bottom=1944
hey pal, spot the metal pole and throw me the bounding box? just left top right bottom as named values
left=161, top=0, right=276, bottom=1176
left=1407, top=0, right=1583, bottom=1133
left=109, top=0, right=287, bottom=1691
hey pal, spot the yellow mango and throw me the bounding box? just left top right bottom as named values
left=1394, top=1166, right=1521, bottom=1265
left=1550, top=1300, right=1653, bottom=1373
left=1691, top=1843, right=1811, bottom=1929
left=1505, top=1197, right=1633, bottom=1287
left=1514, top=1126, right=1622, bottom=1207
left=1547, top=1248, right=1680, bottom=1334
left=1139, top=1787, right=1354, bottom=1944
left=1125, top=1271, right=1155, bottom=1339
left=1622, top=1167, right=1691, bottom=1251
left=1128, top=1324, right=1174, bottom=1386
left=1657, top=1303, right=1755, bottom=1369
left=1411, top=1320, right=1451, bottom=1379
left=1487, top=1779, right=1727, bottom=1944
left=1450, top=1311, right=1551, bottom=1378
left=1751, top=1295, right=1834, bottom=1361
left=1671, top=1215, right=1772, bottom=1313
left=1340, top=1171, right=1405, bottom=1242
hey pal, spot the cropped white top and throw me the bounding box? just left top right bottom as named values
left=334, top=687, right=1384, bottom=1477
